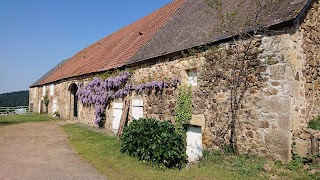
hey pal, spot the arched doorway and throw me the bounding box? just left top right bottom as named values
left=69, top=83, right=78, bottom=119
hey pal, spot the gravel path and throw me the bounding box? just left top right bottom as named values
left=0, top=121, right=106, bottom=180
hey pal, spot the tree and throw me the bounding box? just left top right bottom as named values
left=202, top=0, right=279, bottom=153
left=0, top=91, right=29, bottom=107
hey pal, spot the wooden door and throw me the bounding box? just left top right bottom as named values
left=186, top=125, right=202, bottom=162
left=113, top=103, right=123, bottom=133
left=132, top=99, right=143, bottom=120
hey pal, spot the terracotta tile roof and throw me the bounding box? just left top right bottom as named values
left=127, top=0, right=309, bottom=64
left=33, top=0, right=185, bottom=86
left=32, top=0, right=311, bottom=87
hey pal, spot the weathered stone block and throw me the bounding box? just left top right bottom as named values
left=268, top=88, right=278, bottom=95
left=245, top=130, right=255, bottom=138
left=270, top=96, right=291, bottom=114
left=247, top=75, right=258, bottom=83
left=314, top=80, right=319, bottom=90
left=265, top=130, right=291, bottom=162
left=260, top=121, right=270, bottom=128
left=295, top=138, right=310, bottom=157
left=257, top=98, right=270, bottom=113
left=269, top=64, right=288, bottom=80
left=271, top=81, right=280, bottom=86
left=278, top=114, right=291, bottom=131
left=299, top=132, right=311, bottom=140
left=290, top=81, right=300, bottom=97
left=190, top=114, right=205, bottom=128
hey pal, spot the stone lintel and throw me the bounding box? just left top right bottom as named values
left=189, top=114, right=205, bottom=128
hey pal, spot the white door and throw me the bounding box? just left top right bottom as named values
left=132, top=99, right=143, bottom=120
left=186, top=125, right=202, bottom=162
left=113, top=102, right=123, bottom=133
left=38, top=100, right=42, bottom=113
left=52, top=99, right=57, bottom=113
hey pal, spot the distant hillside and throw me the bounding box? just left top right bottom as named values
left=0, top=91, right=29, bottom=107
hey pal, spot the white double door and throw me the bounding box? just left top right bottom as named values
left=112, top=100, right=144, bottom=133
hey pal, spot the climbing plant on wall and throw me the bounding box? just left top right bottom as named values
left=43, top=93, right=49, bottom=114
left=76, top=71, right=179, bottom=127
left=202, top=0, right=278, bottom=153
left=175, top=86, right=192, bottom=142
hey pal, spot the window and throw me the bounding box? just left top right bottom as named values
left=132, top=99, right=143, bottom=120
left=187, top=69, right=197, bottom=86
left=50, top=84, right=54, bottom=96
left=42, top=86, right=46, bottom=96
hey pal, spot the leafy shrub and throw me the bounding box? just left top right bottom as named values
left=308, top=115, right=320, bottom=130
left=286, top=154, right=304, bottom=171
left=120, top=118, right=187, bottom=168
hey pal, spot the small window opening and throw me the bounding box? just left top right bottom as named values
left=187, top=69, right=198, bottom=86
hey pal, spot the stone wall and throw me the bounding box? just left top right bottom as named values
left=30, top=80, right=84, bottom=120
left=127, top=3, right=320, bottom=161
left=28, top=1, right=320, bottom=162
left=293, top=0, right=320, bottom=157
left=129, top=33, right=296, bottom=162
left=132, top=56, right=189, bottom=123
left=29, top=30, right=302, bottom=162
left=302, top=1, right=320, bottom=121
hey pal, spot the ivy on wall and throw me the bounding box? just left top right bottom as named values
left=175, top=86, right=192, bottom=140
left=44, top=93, right=49, bottom=114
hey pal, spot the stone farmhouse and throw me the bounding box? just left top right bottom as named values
left=30, top=0, right=320, bottom=162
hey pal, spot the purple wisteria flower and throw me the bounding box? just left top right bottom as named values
left=77, top=71, right=178, bottom=125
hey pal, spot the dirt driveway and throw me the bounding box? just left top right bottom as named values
left=0, top=121, right=106, bottom=180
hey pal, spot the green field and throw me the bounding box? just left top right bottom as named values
left=0, top=114, right=55, bottom=126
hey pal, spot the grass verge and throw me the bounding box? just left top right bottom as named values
left=308, top=115, right=320, bottom=130
left=62, top=124, right=320, bottom=180
left=0, top=114, right=55, bottom=126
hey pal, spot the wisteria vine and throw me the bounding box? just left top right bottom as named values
left=76, top=71, right=179, bottom=126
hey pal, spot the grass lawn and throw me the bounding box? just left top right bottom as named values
left=0, top=114, right=55, bottom=126
left=62, top=124, right=320, bottom=180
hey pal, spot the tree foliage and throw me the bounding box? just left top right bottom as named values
left=0, top=91, right=29, bottom=107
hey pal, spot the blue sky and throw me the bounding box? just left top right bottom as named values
left=0, top=0, right=172, bottom=94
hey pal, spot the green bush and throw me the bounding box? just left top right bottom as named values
left=120, top=118, right=187, bottom=168
left=308, top=115, right=320, bottom=130
left=286, top=154, right=304, bottom=171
